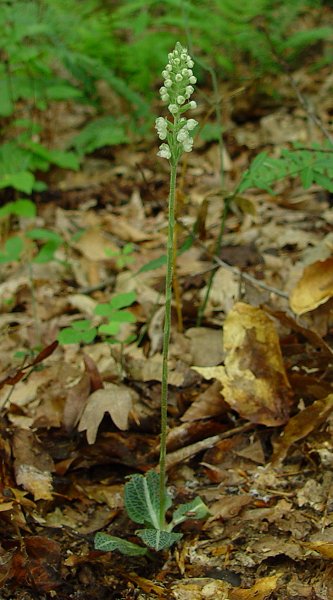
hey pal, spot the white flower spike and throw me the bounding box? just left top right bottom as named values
left=156, top=42, right=198, bottom=164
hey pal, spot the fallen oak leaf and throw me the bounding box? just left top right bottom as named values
left=193, top=303, right=292, bottom=426
left=78, top=383, right=138, bottom=444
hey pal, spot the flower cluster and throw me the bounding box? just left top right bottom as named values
left=156, top=42, right=198, bottom=162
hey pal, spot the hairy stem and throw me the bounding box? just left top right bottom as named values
left=159, top=159, right=177, bottom=528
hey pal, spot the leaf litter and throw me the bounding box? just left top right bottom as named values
left=0, top=37, right=332, bottom=600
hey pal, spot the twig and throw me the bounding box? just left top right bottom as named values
left=177, top=219, right=289, bottom=299
left=164, top=423, right=254, bottom=470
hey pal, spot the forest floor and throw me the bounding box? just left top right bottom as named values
left=0, top=34, right=333, bottom=600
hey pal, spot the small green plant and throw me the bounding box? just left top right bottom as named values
left=94, top=43, right=209, bottom=556
left=57, top=291, right=137, bottom=346
left=0, top=200, right=65, bottom=264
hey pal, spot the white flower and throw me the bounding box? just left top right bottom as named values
left=161, top=94, right=169, bottom=102
left=186, top=119, right=198, bottom=130
left=189, top=101, right=197, bottom=109
left=175, top=74, right=183, bottom=82
left=168, top=104, right=179, bottom=114
left=155, top=117, right=168, bottom=140
left=157, top=143, right=171, bottom=160
left=164, top=79, right=172, bottom=88
left=187, top=59, right=194, bottom=68
left=185, top=86, right=194, bottom=98
left=177, top=95, right=185, bottom=105
left=177, top=127, right=189, bottom=142
left=189, top=76, right=197, bottom=84
left=183, top=137, right=193, bottom=152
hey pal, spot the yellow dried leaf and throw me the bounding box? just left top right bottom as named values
left=193, top=303, right=291, bottom=426
left=290, top=257, right=333, bottom=315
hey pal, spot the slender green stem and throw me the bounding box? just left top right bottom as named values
left=159, top=159, right=178, bottom=528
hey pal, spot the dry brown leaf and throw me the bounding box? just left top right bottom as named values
left=103, top=214, right=155, bottom=242
left=12, top=429, right=54, bottom=501
left=181, top=381, right=228, bottom=422
left=171, top=578, right=231, bottom=600
left=15, top=465, right=53, bottom=501
left=301, top=541, right=333, bottom=559
left=62, top=372, right=91, bottom=431
left=73, top=227, right=117, bottom=260
left=193, top=303, right=292, bottom=426
left=290, top=257, right=333, bottom=315
left=272, top=393, right=333, bottom=464
left=185, top=327, right=225, bottom=367
left=230, top=575, right=281, bottom=600
left=78, top=383, right=137, bottom=444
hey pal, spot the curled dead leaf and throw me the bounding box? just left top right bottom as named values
left=290, top=257, right=333, bottom=315
left=272, top=393, right=333, bottom=464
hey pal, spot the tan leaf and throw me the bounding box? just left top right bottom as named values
left=230, top=575, right=280, bottom=600
left=272, top=393, right=333, bottom=464
left=193, top=303, right=292, bottom=426
left=301, top=541, right=333, bottom=559
left=78, top=384, right=136, bottom=444
left=74, top=227, right=117, bottom=261
left=290, top=257, right=333, bottom=315
left=15, top=465, right=53, bottom=501
left=13, top=429, right=54, bottom=500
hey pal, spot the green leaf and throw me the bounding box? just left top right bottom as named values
left=94, top=533, right=148, bottom=556
left=45, top=84, right=83, bottom=101
left=138, top=254, right=167, bottom=274
left=109, top=291, right=137, bottom=310
left=47, top=149, right=80, bottom=170
left=25, top=228, right=63, bottom=243
left=0, top=172, right=35, bottom=194
left=136, top=529, right=182, bottom=551
left=110, top=310, right=136, bottom=323
left=12, top=199, right=36, bottom=218
left=124, top=471, right=171, bottom=529
left=0, top=236, right=24, bottom=263
left=33, top=240, right=61, bottom=263
left=172, top=497, right=210, bottom=526
left=72, top=116, right=129, bottom=154
left=57, top=321, right=97, bottom=345
left=98, top=322, right=120, bottom=336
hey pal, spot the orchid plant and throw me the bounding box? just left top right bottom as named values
left=94, top=43, right=208, bottom=556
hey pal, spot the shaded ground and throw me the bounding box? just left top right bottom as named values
left=0, top=27, right=333, bottom=600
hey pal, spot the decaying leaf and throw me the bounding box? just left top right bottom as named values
left=290, top=257, right=333, bottom=315
left=229, top=574, right=281, bottom=599
left=193, top=303, right=292, bottom=426
left=13, top=429, right=54, bottom=501
left=78, top=383, right=137, bottom=444
left=15, top=465, right=53, bottom=501
left=272, top=393, right=333, bottom=464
